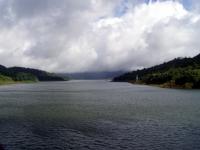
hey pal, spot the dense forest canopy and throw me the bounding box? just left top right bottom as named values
left=0, top=65, right=65, bottom=83
left=113, top=53, right=200, bottom=89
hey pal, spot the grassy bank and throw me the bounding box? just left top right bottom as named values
left=128, top=80, right=197, bottom=89
left=0, top=74, right=37, bottom=86
left=0, top=74, right=15, bottom=85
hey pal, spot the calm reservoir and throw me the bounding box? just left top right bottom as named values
left=0, top=80, right=200, bottom=150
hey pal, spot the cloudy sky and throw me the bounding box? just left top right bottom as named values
left=0, top=0, right=200, bottom=73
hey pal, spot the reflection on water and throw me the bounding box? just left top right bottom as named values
left=0, top=80, right=200, bottom=150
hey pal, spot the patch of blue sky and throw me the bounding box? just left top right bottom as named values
left=114, top=0, right=129, bottom=17
left=180, top=0, right=192, bottom=10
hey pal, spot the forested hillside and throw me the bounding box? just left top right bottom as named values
left=0, top=65, right=65, bottom=84
left=113, top=53, right=200, bottom=89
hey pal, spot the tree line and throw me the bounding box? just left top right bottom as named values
left=113, top=53, right=200, bottom=89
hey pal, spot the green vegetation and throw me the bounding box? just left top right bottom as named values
left=0, top=74, right=15, bottom=85
left=0, top=65, right=66, bottom=85
left=113, top=53, right=200, bottom=89
left=13, top=72, right=38, bottom=82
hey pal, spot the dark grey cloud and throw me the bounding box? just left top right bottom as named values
left=11, top=0, right=91, bottom=18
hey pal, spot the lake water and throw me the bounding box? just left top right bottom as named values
left=0, top=80, right=200, bottom=150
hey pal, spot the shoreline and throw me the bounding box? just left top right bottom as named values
left=0, top=81, right=37, bottom=86
left=126, top=80, right=198, bottom=89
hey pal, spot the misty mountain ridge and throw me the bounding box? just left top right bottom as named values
left=58, top=71, right=126, bottom=80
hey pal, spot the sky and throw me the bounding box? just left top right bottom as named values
left=0, top=0, right=200, bottom=73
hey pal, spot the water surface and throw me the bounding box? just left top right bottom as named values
left=0, top=80, right=200, bottom=150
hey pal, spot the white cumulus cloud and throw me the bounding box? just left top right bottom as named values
left=0, top=0, right=199, bottom=72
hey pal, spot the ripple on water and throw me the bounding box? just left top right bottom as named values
left=0, top=81, right=200, bottom=150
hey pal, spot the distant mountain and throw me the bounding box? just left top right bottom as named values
left=58, top=71, right=126, bottom=80
left=113, top=53, right=200, bottom=89
left=0, top=65, right=65, bottom=82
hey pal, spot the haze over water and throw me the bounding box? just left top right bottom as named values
left=0, top=80, right=200, bottom=150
